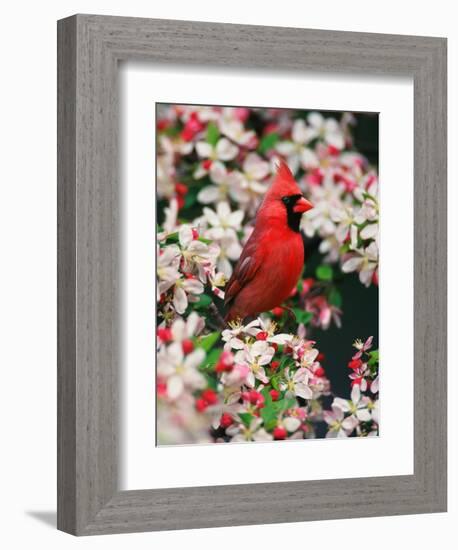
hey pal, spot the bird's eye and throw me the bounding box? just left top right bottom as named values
left=282, top=194, right=303, bottom=205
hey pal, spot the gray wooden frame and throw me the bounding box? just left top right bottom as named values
left=57, top=14, right=447, bottom=536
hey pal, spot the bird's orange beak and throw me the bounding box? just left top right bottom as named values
left=293, top=196, right=314, bottom=213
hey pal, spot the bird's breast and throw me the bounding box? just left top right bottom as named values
left=242, top=231, right=304, bottom=313
left=267, top=232, right=304, bottom=290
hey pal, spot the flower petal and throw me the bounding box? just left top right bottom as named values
left=356, top=408, right=372, bottom=422
left=351, top=384, right=361, bottom=404
left=184, top=348, right=206, bottom=371
left=342, top=256, right=363, bottom=273
left=197, top=185, right=220, bottom=204
left=173, top=286, right=188, bottom=314
left=178, top=225, right=193, bottom=248
left=360, top=223, right=378, bottom=241
left=216, top=138, right=238, bottom=161
left=295, top=384, right=313, bottom=400
left=167, top=375, right=184, bottom=400
left=283, top=417, right=301, bottom=432
left=196, top=141, right=213, bottom=158
left=183, top=278, right=204, bottom=295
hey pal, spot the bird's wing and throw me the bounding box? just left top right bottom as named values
left=224, top=234, right=263, bottom=308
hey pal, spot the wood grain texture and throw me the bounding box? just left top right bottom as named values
left=57, top=16, right=77, bottom=534
left=57, top=14, right=447, bottom=535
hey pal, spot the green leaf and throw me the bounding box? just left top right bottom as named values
left=199, top=347, right=222, bottom=371
left=193, top=294, right=212, bottom=310
left=198, top=331, right=220, bottom=352
left=316, top=264, right=333, bottom=281
left=165, top=232, right=179, bottom=244
left=278, top=398, right=297, bottom=411
left=279, top=355, right=295, bottom=371
left=260, top=387, right=274, bottom=406
left=292, top=307, right=313, bottom=325
left=203, top=373, right=218, bottom=390
left=238, top=412, right=254, bottom=428
left=368, top=349, right=379, bottom=366
left=162, top=124, right=181, bottom=137
left=198, top=237, right=212, bottom=244
left=206, top=122, right=220, bottom=146
left=264, top=418, right=278, bottom=432
left=260, top=391, right=277, bottom=427
left=183, top=185, right=200, bottom=209
left=261, top=409, right=277, bottom=426
left=270, top=375, right=281, bottom=390
left=271, top=397, right=296, bottom=414
left=328, top=287, right=342, bottom=308
left=258, top=132, right=279, bottom=154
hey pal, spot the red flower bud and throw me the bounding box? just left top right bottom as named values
left=180, top=128, right=193, bottom=141
left=241, top=391, right=251, bottom=402
left=248, top=390, right=263, bottom=406
left=157, top=119, right=171, bottom=131
left=327, top=144, right=340, bottom=156
left=315, top=366, right=325, bottom=377
left=180, top=112, right=204, bottom=141
left=273, top=426, right=287, bottom=440
left=269, top=389, right=280, bottom=401
left=272, top=307, right=284, bottom=317
left=343, top=178, right=357, bottom=193
left=201, top=389, right=218, bottom=406
left=215, top=351, right=234, bottom=373
left=195, top=398, right=208, bottom=412
left=175, top=182, right=188, bottom=196
left=270, top=361, right=280, bottom=371
left=202, top=159, right=212, bottom=170
left=220, top=413, right=233, bottom=429
left=215, top=362, right=232, bottom=373
left=284, top=344, right=293, bottom=355
left=157, top=381, right=167, bottom=397
left=256, top=331, right=268, bottom=341
left=372, top=269, right=379, bottom=286
left=157, top=327, right=172, bottom=343
left=348, top=358, right=363, bottom=370
left=351, top=377, right=363, bottom=387
left=317, top=352, right=325, bottom=362
left=182, top=339, right=194, bottom=354
left=191, top=228, right=199, bottom=240
left=243, top=390, right=264, bottom=407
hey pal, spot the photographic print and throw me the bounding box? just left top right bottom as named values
left=156, top=103, right=379, bottom=446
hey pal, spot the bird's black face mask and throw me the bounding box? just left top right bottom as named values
left=281, top=194, right=306, bottom=232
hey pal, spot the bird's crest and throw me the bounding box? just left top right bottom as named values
left=264, top=158, right=303, bottom=201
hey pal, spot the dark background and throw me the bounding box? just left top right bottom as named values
left=307, top=258, right=379, bottom=401
left=304, top=111, right=379, bottom=400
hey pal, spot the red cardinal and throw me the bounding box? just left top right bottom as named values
left=224, top=160, right=313, bottom=322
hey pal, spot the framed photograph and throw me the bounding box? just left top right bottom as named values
left=57, top=14, right=447, bottom=535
